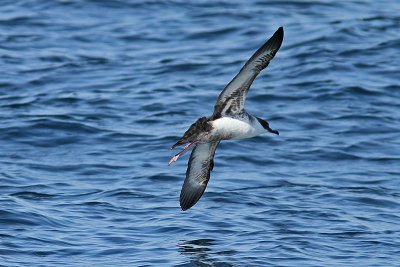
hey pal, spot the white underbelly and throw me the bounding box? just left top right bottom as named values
left=211, top=117, right=262, bottom=140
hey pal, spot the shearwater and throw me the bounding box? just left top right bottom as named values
left=170, top=27, right=284, bottom=211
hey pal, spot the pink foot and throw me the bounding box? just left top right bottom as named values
left=168, top=142, right=198, bottom=165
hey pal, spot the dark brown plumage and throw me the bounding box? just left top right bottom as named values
left=171, top=117, right=212, bottom=149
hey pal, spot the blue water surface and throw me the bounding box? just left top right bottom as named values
left=1, top=0, right=400, bottom=266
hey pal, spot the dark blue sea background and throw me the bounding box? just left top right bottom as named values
left=1, top=0, right=399, bottom=266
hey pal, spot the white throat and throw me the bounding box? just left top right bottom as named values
left=210, top=116, right=265, bottom=140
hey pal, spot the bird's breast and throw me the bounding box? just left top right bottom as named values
left=210, top=117, right=263, bottom=140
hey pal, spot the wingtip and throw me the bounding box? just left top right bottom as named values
left=179, top=201, right=192, bottom=211
left=180, top=205, right=189, bottom=211
left=179, top=192, right=199, bottom=211
left=179, top=181, right=207, bottom=211
left=276, top=26, right=284, bottom=37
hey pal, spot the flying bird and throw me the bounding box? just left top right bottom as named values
left=170, top=27, right=284, bottom=211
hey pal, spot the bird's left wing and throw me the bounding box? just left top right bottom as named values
left=213, top=27, right=284, bottom=118
left=180, top=141, right=220, bottom=211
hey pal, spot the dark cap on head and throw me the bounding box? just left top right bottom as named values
left=256, top=117, right=279, bottom=135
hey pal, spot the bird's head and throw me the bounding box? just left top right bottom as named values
left=256, top=117, right=279, bottom=135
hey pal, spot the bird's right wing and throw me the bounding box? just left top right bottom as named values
left=213, top=27, right=284, bottom=118
left=180, top=141, right=220, bottom=211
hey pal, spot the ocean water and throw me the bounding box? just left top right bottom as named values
left=1, top=0, right=400, bottom=266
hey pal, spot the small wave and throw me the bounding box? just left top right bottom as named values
left=186, top=26, right=238, bottom=39
left=11, top=191, right=56, bottom=200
